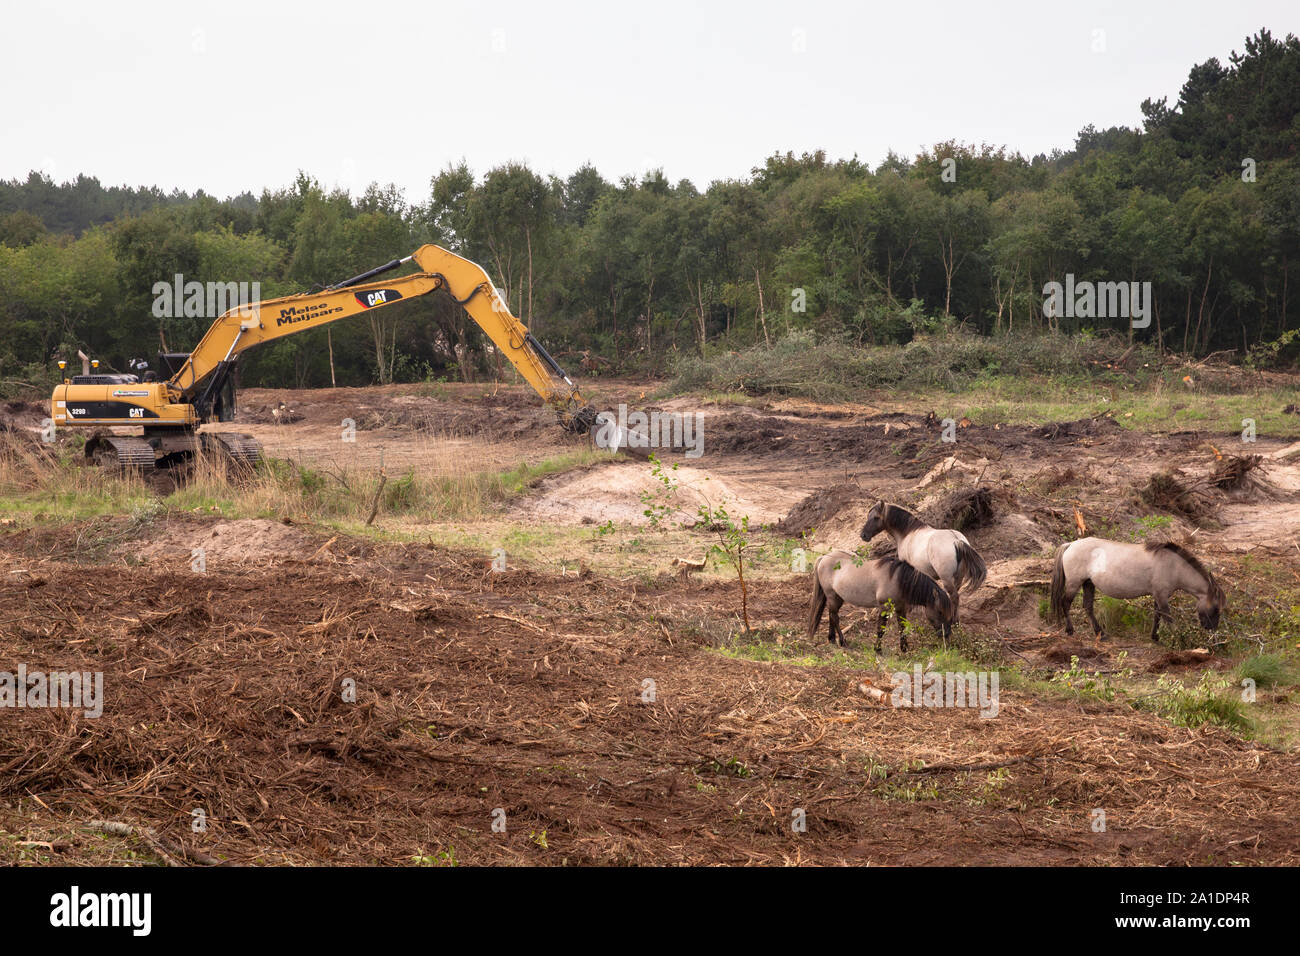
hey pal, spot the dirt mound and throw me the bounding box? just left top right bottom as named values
left=232, top=385, right=558, bottom=444
left=135, top=518, right=314, bottom=566
left=240, top=402, right=305, bottom=425
left=1028, top=466, right=1086, bottom=495
left=911, top=485, right=1055, bottom=562
left=1043, top=643, right=1106, bottom=664
left=776, top=482, right=860, bottom=536
left=1149, top=649, right=1226, bottom=671
left=921, top=486, right=996, bottom=532
left=0, top=402, right=57, bottom=460
left=706, top=416, right=792, bottom=454
left=1032, top=415, right=1124, bottom=442
left=0, top=400, right=44, bottom=429
left=702, top=410, right=1153, bottom=472
left=970, top=513, right=1058, bottom=562
left=1212, top=454, right=1262, bottom=488
left=703, top=410, right=939, bottom=461
left=0, top=425, right=49, bottom=454
left=513, top=461, right=793, bottom=527
left=352, top=401, right=550, bottom=440
left=1139, top=470, right=1214, bottom=522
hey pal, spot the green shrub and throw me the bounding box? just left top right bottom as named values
left=1235, top=653, right=1296, bottom=689
left=669, top=329, right=1162, bottom=399
left=1151, top=673, right=1252, bottom=732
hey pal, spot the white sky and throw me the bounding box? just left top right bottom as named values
left=2, top=0, right=1294, bottom=200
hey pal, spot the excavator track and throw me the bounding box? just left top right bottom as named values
left=201, top=432, right=263, bottom=467
left=86, top=434, right=156, bottom=471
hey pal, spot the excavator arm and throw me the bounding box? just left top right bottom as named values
left=409, top=244, right=596, bottom=431
left=170, top=244, right=598, bottom=431
left=53, top=243, right=641, bottom=470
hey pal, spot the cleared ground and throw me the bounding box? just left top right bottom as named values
left=2, top=375, right=1300, bottom=865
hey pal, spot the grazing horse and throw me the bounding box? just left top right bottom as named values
left=1050, top=537, right=1225, bottom=643
left=859, top=501, right=987, bottom=625
left=807, top=550, right=954, bottom=652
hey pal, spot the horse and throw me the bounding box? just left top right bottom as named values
left=1049, top=537, right=1225, bottom=643
left=807, top=550, right=955, bottom=652
left=859, top=501, right=987, bottom=625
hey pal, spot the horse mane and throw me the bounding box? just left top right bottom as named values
left=882, top=503, right=926, bottom=537
left=1145, top=541, right=1224, bottom=601
left=891, top=558, right=951, bottom=613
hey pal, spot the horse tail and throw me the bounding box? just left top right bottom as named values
left=896, top=559, right=952, bottom=619
left=807, top=558, right=827, bottom=640
left=1049, top=543, right=1070, bottom=621
left=955, top=541, right=987, bottom=592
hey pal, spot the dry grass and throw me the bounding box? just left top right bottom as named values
left=0, top=431, right=609, bottom=525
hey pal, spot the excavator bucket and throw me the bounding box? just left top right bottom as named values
left=591, top=410, right=652, bottom=460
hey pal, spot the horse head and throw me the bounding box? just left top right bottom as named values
left=926, top=584, right=955, bottom=639
left=925, top=602, right=954, bottom=640
left=1172, top=544, right=1225, bottom=630
left=1197, top=580, right=1226, bottom=630
left=1149, top=542, right=1225, bottom=633
left=860, top=500, right=886, bottom=542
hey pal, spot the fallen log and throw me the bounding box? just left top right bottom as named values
left=1270, top=441, right=1300, bottom=462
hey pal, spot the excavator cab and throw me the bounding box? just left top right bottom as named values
left=157, top=352, right=192, bottom=380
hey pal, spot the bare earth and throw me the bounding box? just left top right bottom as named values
left=3, top=381, right=1300, bottom=865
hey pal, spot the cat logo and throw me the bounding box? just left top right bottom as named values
left=355, top=289, right=403, bottom=308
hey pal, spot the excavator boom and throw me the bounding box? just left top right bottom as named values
left=168, top=244, right=595, bottom=429
left=52, top=245, right=614, bottom=469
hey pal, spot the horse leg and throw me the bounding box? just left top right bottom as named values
left=827, top=593, right=845, bottom=646
left=874, top=605, right=891, bottom=654
left=896, top=603, right=911, bottom=654
left=1151, top=593, right=1172, bottom=644
left=1061, top=585, right=1079, bottom=636
left=1082, top=581, right=1104, bottom=637
left=948, top=582, right=960, bottom=628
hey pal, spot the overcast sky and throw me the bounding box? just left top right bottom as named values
left=2, top=1, right=1293, bottom=200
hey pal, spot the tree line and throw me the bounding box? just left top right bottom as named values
left=1, top=28, right=1296, bottom=391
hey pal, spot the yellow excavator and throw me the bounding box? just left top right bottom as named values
left=50, top=244, right=626, bottom=468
